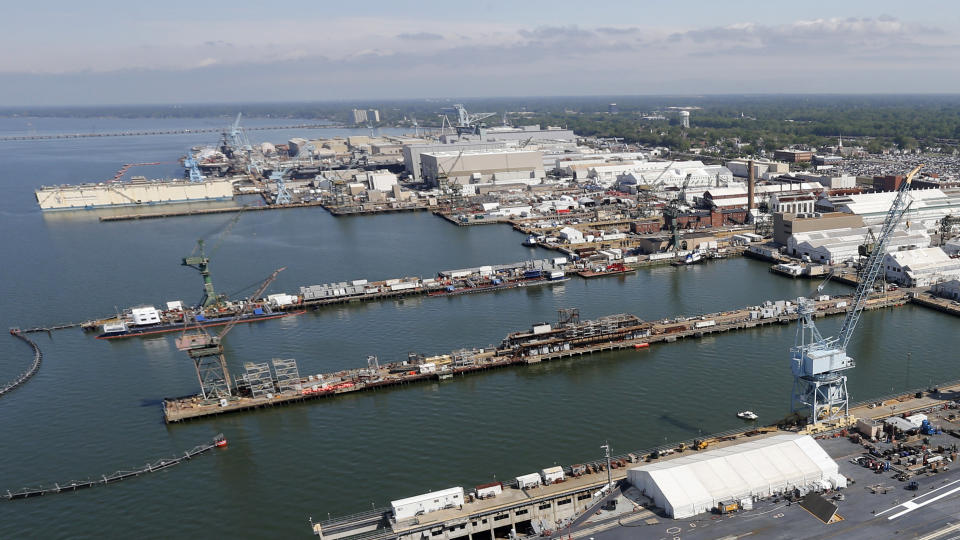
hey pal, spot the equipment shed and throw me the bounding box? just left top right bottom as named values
left=626, top=434, right=846, bottom=519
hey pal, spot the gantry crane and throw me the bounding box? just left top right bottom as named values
left=176, top=267, right=286, bottom=399
left=790, top=165, right=922, bottom=424
left=184, top=154, right=205, bottom=182
left=269, top=168, right=294, bottom=205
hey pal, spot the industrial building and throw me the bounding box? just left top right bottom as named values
left=361, top=170, right=398, bottom=191
left=819, top=188, right=960, bottom=228
left=786, top=226, right=929, bottom=264
left=440, top=125, right=576, bottom=146
left=725, top=159, right=790, bottom=179
left=793, top=173, right=858, bottom=189
left=773, top=212, right=864, bottom=245
left=697, top=182, right=821, bottom=210
left=627, top=434, right=845, bottom=519
left=931, top=279, right=960, bottom=300
left=882, top=247, right=960, bottom=287
left=419, top=149, right=544, bottom=187
left=769, top=192, right=818, bottom=214
left=611, top=161, right=734, bottom=190
left=773, top=149, right=815, bottom=163
left=403, top=142, right=507, bottom=181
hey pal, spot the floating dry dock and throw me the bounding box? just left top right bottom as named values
left=163, top=291, right=907, bottom=423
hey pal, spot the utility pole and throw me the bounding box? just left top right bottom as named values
left=601, top=441, right=612, bottom=490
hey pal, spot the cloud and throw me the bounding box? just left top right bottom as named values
left=669, top=16, right=949, bottom=59
left=2, top=16, right=960, bottom=105
left=518, top=25, right=594, bottom=40
left=396, top=32, right=443, bottom=41
left=596, top=26, right=640, bottom=35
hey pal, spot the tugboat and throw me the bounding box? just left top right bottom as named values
left=737, top=410, right=759, bottom=420
left=523, top=235, right=538, bottom=247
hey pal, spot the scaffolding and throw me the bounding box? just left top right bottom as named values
left=272, top=358, right=301, bottom=393
left=243, top=361, right=274, bottom=398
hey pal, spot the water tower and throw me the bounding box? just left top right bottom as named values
left=679, top=110, right=690, bottom=128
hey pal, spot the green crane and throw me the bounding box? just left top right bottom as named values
left=182, top=240, right=223, bottom=308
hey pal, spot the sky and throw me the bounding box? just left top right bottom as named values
left=3, top=0, right=960, bottom=106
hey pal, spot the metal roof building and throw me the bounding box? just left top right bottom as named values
left=627, top=434, right=846, bottom=519
left=823, top=188, right=960, bottom=228
left=787, top=226, right=929, bottom=264
left=882, top=247, right=960, bottom=287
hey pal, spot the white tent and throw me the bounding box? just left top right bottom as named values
left=627, top=434, right=845, bottom=519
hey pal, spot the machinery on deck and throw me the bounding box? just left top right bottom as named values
left=176, top=267, right=285, bottom=399
left=790, top=165, right=922, bottom=424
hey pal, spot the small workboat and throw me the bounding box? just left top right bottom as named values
left=737, top=410, right=758, bottom=420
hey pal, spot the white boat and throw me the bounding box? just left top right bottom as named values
left=684, top=251, right=703, bottom=264
left=737, top=410, right=758, bottom=420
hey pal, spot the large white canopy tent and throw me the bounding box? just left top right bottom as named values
left=627, top=434, right=846, bottom=519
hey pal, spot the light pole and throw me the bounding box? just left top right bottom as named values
left=601, top=441, right=612, bottom=490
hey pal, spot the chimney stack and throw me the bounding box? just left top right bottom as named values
left=747, top=159, right=756, bottom=210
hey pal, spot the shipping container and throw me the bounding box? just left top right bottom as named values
left=516, top=473, right=542, bottom=489
left=541, top=466, right=565, bottom=484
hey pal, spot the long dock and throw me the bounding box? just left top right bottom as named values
left=1, top=329, right=43, bottom=398
left=162, top=291, right=907, bottom=423
left=3, top=434, right=226, bottom=500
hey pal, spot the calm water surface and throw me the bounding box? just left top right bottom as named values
left=0, top=118, right=955, bottom=538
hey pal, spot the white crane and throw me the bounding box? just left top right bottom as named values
left=790, top=164, right=922, bottom=424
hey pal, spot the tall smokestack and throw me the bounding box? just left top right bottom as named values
left=747, top=159, right=756, bottom=210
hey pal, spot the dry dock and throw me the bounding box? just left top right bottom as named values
left=163, top=291, right=907, bottom=423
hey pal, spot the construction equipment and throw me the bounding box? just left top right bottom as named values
left=939, top=214, right=960, bottom=244
left=269, top=168, right=294, bottom=205
left=790, top=165, right=922, bottom=424
left=453, top=104, right=495, bottom=135
left=182, top=240, right=223, bottom=308
left=176, top=267, right=285, bottom=399
left=663, top=173, right=693, bottom=251
left=184, top=154, right=204, bottom=182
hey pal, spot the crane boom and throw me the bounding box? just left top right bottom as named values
left=217, top=267, right=286, bottom=341
left=836, top=164, right=921, bottom=351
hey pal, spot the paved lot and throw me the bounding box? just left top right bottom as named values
left=571, top=420, right=960, bottom=540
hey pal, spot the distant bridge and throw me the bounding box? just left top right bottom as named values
left=0, top=123, right=348, bottom=142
